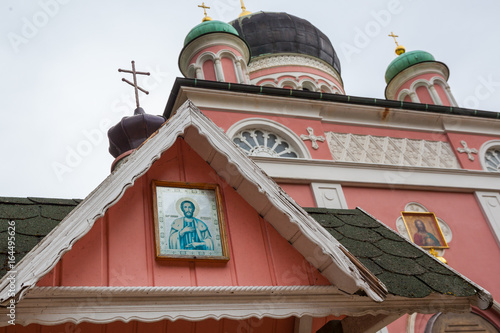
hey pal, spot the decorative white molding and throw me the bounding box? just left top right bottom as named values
left=479, top=140, right=500, bottom=172
left=252, top=157, right=500, bottom=192
left=227, top=118, right=312, bottom=159
left=0, top=287, right=477, bottom=327
left=233, top=128, right=300, bottom=158
left=457, top=140, right=478, bottom=161
left=326, top=132, right=460, bottom=169
left=300, top=127, right=325, bottom=150
left=475, top=191, right=500, bottom=247
left=249, top=54, right=344, bottom=91
left=294, top=315, right=313, bottom=333
left=0, top=100, right=386, bottom=305
left=253, top=72, right=343, bottom=94
left=311, top=183, right=348, bottom=209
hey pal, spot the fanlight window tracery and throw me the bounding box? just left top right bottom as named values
left=484, top=146, right=500, bottom=172
left=233, top=129, right=299, bottom=158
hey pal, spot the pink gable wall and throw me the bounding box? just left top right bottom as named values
left=37, top=138, right=330, bottom=288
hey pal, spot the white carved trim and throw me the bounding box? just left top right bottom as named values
left=311, top=183, right=348, bottom=209
left=431, top=76, right=458, bottom=106
left=248, top=54, right=344, bottom=90
left=252, top=157, right=500, bottom=192
left=253, top=72, right=343, bottom=94
left=479, top=140, right=500, bottom=172
left=294, top=315, right=313, bottom=333
left=172, top=86, right=500, bottom=137
left=180, top=33, right=250, bottom=77
left=0, top=101, right=385, bottom=305
left=475, top=191, right=500, bottom=248
left=457, top=140, right=479, bottom=161
left=325, top=132, right=461, bottom=169
left=386, top=62, right=449, bottom=100
left=0, top=287, right=477, bottom=327
left=227, top=118, right=312, bottom=159
left=300, top=127, right=325, bottom=150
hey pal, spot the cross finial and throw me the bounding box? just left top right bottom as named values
left=118, top=61, right=150, bottom=110
left=388, top=31, right=406, bottom=56
left=388, top=32, right=399, bottom=46
left=239, top=0, right=252, bottom=17
left=198, top=2, right=212, bottom=22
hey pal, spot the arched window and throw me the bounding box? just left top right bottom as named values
left=233, top=129, right=299, bottom=158
left=480, top=140, right=500, bottom=172
left=227, top=118, right=311, bottom=159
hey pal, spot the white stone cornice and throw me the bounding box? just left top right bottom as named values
left=0, top=287, right=474, bottom=327
left=249, top=54, right=343, bottom=89
left=253, top=158, right=500, bottom=192
left=173, top=87, right=500, bottom=137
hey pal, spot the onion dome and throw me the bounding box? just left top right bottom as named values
left=184, top=20, right=240, bottom=46
left=385, top=50, right=436, bottom=84
left=230, top=12, right=341, bottom=75
left=107, top=107, right=165, bottom=159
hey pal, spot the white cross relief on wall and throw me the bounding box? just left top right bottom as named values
left=457, top=140, right=478, bottom=161
left=300, top=127, right=325, bottom=150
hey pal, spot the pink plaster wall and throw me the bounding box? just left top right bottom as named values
left=37, top=138, right=330, bottom=289
left=201, top=110, right=333, bottom=160
left=447, top=132, right=500, bottom=170
left=202, top=59, right=216, bottom=81
left=189, top=45, right=243, bottom=67
left=342, top=187, right=500, bottom=301
left=221, top=57, right=238, bottom=83
left=433, top=83, right=451, bottom=105
left=415, top=85, right=435, bottom=104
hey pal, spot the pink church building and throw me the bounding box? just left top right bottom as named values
left=1, top=4, right=500, bottom=333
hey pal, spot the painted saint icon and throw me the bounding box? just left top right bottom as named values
left=168, top=200, right=214, bottom=250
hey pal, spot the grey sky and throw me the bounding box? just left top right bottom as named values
left=2, top=0, right=499, bottom=199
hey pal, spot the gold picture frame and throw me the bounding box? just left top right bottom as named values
left=152, top=181, right=229, bottom=261
left=401, top=212, right=449, bottom=249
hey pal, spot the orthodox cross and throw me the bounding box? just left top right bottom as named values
left=198, top=2, right=212, bottom=22
left=300, top=127, right=325, bottom=150
left=118, top=61, right=150, bottom=109
left=388, top=32, right=400, bottom=46
left=457, top=140, right=478, bottom=161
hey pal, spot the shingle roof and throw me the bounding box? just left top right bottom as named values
left=305, top=207, right=478, bottom=299
left=0, top=197, right=80, bottom=279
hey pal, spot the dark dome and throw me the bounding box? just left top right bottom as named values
left=230, top=12, right=341, bottom=75
left=108, top=108, right=165, bottom=158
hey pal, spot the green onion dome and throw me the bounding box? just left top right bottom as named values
left=184, top=20, right=240, bottom=46
left=385, top=50, right=435, bottom=84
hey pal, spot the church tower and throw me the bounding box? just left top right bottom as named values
left=178, top=3, right=251, bottom=84
left=384, top=33, right=458, bottom=106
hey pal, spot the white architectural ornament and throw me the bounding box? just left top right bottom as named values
left=483, top=147, right=500, bottom=172
left=395, top=202, right=452, bottom=257
left=233, top=128, right=299, bottom=158
left=457, top=140, right=478, bottom=161
left=301, top=127, right=325, bottom=150
left=326, top=132, right=460, bottom=169
left=311, top=183, right=348, bottom=209
left=475, top=192, right=500, bottom=247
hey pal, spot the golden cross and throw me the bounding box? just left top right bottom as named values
left=198, top=2, right=211, bottom=20
left=388, top=32, right=400, bottom=46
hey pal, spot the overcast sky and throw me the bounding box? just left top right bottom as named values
left=2, top=0, right=500, bottom=199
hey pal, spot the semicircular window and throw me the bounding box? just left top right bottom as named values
left=484, top=146, right=500, bottom=172
left=233, top=129, right=299, bottom=158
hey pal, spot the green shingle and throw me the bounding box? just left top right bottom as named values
left=305, top=207, right=479, bottom=300
left=0, top=204, right=39, bottom=219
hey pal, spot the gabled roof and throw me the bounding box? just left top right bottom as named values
left=0, top=100, right=386, bottom=305
left=0, top=197, right=80, bottom=279
left=306, top=208, right=493, bottom=309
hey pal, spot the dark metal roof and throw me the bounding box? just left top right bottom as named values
left=107, top=107, right=165, bottom=158
left=0, top=197, right=80, bottom=280
left=163, top=78, right=500, bottom=120
left=230, top=12, right=341, bottom=75
left=306, top=208, right=481, bottom=299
